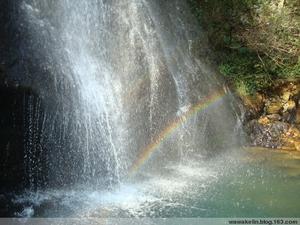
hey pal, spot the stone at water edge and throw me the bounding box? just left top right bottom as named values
left=242, top=80, right=300, bottom=151
left=286, top=127, right=300, bottom=138
left=246, top=119, right=300, bottom=151
left=246, top=120, right=290, bottom=148
left=294, top=142, right=300, bottom=151
left=280, top=127, right=300, bottom=152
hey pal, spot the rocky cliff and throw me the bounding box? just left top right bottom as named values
left=242, top=80, right=300, bottom=152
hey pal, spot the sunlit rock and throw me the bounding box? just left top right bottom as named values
left=266, top=114, right=281, bottom=121
left=258, top=116, right=270, bottom=125
left=282, top=100, right=296, bottom=112
left=266, top=99, right=283, bottom=114
left=281, top=91, right=291, bottom=102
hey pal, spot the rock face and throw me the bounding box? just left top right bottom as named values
left=266, top=99, right=283, bottom=114
left=0, top=77, right=43, bottom=192
left=246, top=120, right=289, bottom=148
left=0, top=84, right=25, bottom=191
left=0, top=2, right=46, bottom=192
left=242, top=81, right=300, bottom=152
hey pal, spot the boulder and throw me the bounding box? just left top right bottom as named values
left=246, top=120, right=290, bottom=148
left=258, top=116, right=270, bottom=125
left=282, top=100, right=296, bottom=112
left=266, top=114, right=281, bottom=121
left=242, top=80, right=300, bottom=151
left=246, top=117, right=300, bottom=151
left=277, top=81, right=300, bottom=98
left=265, top=99, right=283, bottom=114
left=240, top=93, right=265, bottom=116
left=281, top=127, right=300, bottom=151
left=281, top=91, right=291, bottom=102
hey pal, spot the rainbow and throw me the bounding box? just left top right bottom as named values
left=128, top=90, right=227, bottom=176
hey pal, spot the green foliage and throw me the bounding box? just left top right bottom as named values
left=188, top=0, right=257, bottom=50
left=219, top=52, right=274, bottom=95
left=280, top=60, right=300, bottom=78
left=219, top=51, right=300, bottom=95
left=188, top=0, right=300, bottom=96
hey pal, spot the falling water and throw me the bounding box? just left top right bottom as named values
left=15, top=0, right=242, bottom=190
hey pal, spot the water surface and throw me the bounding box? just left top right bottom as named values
left=9, top=148, right=300, bottom=218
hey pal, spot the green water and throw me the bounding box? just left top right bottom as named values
left=184, top=161, right=300, bottom=217
left=162, top=149, right=300, bottom=217
left=11, top=148, right=300, bottom=218
left=129, top=148, right=300, bottom=218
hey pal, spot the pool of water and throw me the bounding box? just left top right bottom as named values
left=3, top=148, right=300, bottom=218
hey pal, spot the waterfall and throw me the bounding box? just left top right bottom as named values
left=15, top=0, right=242, bottom=189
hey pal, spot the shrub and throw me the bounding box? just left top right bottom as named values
left=189, top=0, right=300, bottom=95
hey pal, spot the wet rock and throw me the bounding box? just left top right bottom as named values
left=281, top=127, right=300, bottom=151
left=247, top=117, right=300, bottom=151
left=246, top=120, right=290, bottom=148
left=241, top=79, right=300, bottom=151
left=0, top=83, right=44, bottom=191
